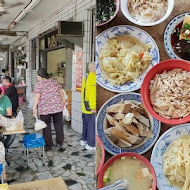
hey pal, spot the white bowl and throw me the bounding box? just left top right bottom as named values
left=121, top=0, right=174, bottom=26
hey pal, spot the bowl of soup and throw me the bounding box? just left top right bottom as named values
left=96, top=135, right=105, bottom=176
left=97, top=152, right=157, bottom=190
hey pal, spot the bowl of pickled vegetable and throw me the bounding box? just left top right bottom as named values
left=96, top=0, right=120, bottom=27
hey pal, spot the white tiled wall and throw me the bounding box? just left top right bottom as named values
left=9, top=0, right=95, bottom=134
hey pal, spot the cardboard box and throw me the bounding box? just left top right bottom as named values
left=66, top=104, right=71, bottom=115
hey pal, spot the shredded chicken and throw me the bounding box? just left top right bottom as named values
left=150, top=69, right=190, bottom=119
left=128, top=0, right=168, bottom=23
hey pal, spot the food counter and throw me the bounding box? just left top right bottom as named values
left=96, top=0, right=190, bottom=189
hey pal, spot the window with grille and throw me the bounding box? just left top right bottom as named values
left=31, top=38, right=38, bottom=91
left=31, top=38, right=37, bottom=70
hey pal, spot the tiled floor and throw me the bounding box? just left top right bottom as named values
left=6, top=104, right=96, bottom=190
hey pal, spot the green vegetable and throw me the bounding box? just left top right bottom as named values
left=183, top=33, right=188, bottom=37
left=103, top=167, right=111, bottom=182
left=110, top=11, right=115, bottom=16
left=183, top=22, right=190, bottom=30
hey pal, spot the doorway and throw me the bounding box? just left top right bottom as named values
left=47, top=48, right=67, bottom=87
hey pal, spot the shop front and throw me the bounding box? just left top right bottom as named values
left=38, top=28, right=74, bottom=115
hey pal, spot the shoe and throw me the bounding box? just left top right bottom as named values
left=55, top=144, right=63, bottom=149
left=45, top=145, right=53, bottom=151
left=85, top=144, right=95, bottom=150
left=80, top=140, right=87, bottom=146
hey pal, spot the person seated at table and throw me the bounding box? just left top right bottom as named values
left=0, top=88, right=15, bottom=151
left=2, top=76, right=19, bottom=116
left=0, top=88, right=12, bottom=117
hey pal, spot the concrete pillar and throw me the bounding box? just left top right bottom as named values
left=66, top=48, right=73, bottom=89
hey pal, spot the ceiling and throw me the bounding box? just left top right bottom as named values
left=0, top=0, right=74, bottom=46
left=0, top=0, right=30, bottom=29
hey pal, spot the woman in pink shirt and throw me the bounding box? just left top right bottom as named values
left=33, top=68, right=66, bottom=151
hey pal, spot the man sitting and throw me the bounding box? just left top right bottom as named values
left=0, top=88, right=12, bottom=183
left=3, top=76, right=19, bottom=116
left=0, top=88, right=12, bottom=117
left=0, top=86, right=16, bottom=153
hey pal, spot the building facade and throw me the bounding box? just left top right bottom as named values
left=9, top=0, right=96, bottom=133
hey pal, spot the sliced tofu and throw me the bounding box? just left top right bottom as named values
left=106, top=113, right=117, bottom=126
left=127, top=135, right=143, bottom=145
left=114, top=121, right=126, bottom=133
left=141, top=130, right=154, bottom=138
left=131, top=110, right=150, bottom=127
left=123, top=102, right=132, bottom=114
left=106, top=104, right=125, bottom=113
left=131, top=103, right=148, bottom=117
left=122, top=113, right=134, bottom=125
left=109, top=127, right=131, bottom=142
left=180, top=15, right=190, bottom=40
left=117, top=138, right=132, bottom=148
left=132, top=118, right=139, bottom=124
left=120, top=121, right=140, bottom=136
left=136, top=122, right=154, bottom=138
left=106, top=114, right=125, bottom=132
left=113, top=113, right=125, bottom=120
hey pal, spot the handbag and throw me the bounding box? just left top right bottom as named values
left=84, top=75, right=91, bottom=111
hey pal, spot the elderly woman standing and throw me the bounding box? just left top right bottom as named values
left=33, top=68, right=65, bottom=151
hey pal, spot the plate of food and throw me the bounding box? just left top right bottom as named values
left=97, top=152, right=157, bottom=190
left=164, top=12, right=190, bottom=61
left=96, top=93, right=161, bottom=155
left=96, top=25, right=160, bottom=93
left=141, top=59, right=190, bottom=124
left=121, top=0, right=174, bottom=26
left=96, top=0, right=120, bottom=26
left=96, top=135, right=105, bottom=176
left=151, top=123, right=190, bottom=190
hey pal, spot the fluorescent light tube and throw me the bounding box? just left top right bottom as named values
left=15, top=11, right=26, bottom=23
left=25, top=0, right=40, bottom=12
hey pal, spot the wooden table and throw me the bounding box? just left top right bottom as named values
left=9, top=177, right=69, bottom=190
left=97, top=0, right=190, bottom=189
left=0, top=126, right=26, bottom=135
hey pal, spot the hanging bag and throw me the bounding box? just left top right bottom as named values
left=63, top=106, right=71, bottom=121
left=16, top=110, right=24, bottom=130
left=34, top=115, right=47, bottom=131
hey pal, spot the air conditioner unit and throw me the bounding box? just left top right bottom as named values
left=57, top=21, right=84, bottom=48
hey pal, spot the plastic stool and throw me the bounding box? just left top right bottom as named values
left=23, top=134, right=45, bottom=168
left=0, top=163, right=3, bottom=184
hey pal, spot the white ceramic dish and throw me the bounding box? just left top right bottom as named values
left=96, top=92, right=161, bottom=155
left=164, top=12, right=190, bottom=60
left=151, top=123, right=190, bottom=190
left=96, top=25, right=160, bottom=93
left=121, top=0, right=174, bottom=26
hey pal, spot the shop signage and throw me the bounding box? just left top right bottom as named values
left=76, top=50, right=83, bottom=91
